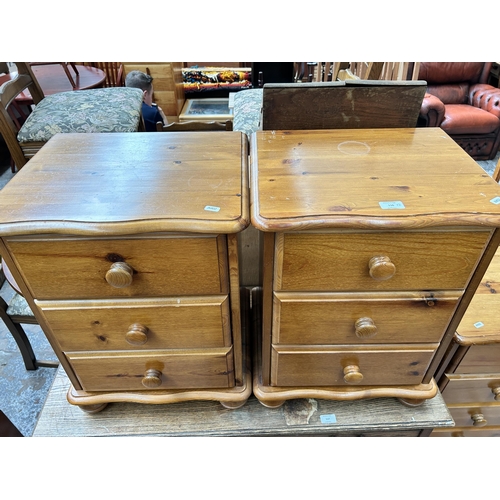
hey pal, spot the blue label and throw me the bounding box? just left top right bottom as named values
left=490, top=197, right=500, bottom=205
left=379, top=201, right=405, bottom=210
left=320, top=414, right=337, bottom=424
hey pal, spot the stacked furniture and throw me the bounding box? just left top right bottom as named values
left=432, top=248, right=500, bottom=436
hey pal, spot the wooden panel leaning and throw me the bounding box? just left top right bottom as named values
left=261, top=79, right=427, bottom=130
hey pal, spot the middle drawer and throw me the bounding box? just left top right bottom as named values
left=273, top=291, right=460, bottom=345
left=39, top=296, right=232, bottom=351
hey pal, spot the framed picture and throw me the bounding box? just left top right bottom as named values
left=179, top=98, right=233, bottom=122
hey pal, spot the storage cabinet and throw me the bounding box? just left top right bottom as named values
left=250, top=128, right=500, bottom=408
left=0, top=132, right=251, bottom=412
left=432, top=248, right=500, bottom=436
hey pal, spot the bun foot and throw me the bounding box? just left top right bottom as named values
left=258, top=399, right=285, bottom=409
left=398, top=397, right=426, bottom=407
left=78, top=403, right=108, bottom=414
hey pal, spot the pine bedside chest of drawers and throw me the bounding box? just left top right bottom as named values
left=250, top=127, right=500, bottom=408
left=0, top=132, right=251, bottom=412
left=432, top=247, right=500, bottom=437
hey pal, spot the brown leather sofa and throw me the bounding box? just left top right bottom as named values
left=418, top=62, right=500, bottom=160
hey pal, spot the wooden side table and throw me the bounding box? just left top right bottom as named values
left=250, top=127, right=500, bottom=408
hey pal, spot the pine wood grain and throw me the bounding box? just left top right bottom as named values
left=0, top=132, right=249, bottom=236
left=39, top=295, right=232, bottom=351
left=67, top=347, right=234, bottom=391
left=273, top=291, right=459, bottom=345
left=442, top=374, right=500, bottom=404
left=270, top=345, right=438, bottom=387
left=455, top=248, right=500, bottom=344
left=6, top=235, right=225, bottom=299
left=251, top=128, right=500, bottom=231
left=277, top=231, right=488, bottom=292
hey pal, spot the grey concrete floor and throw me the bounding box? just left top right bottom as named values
left=0, top=138, right=498, bottom=437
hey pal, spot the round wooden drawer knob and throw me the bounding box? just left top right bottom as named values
left=354, top=317, right=377, bottom=339
left=369, top=256, right=396, bottom=281
left=343, top=364, right=364, bottom=384
left=492, top=387, right=500, bottom=401
left=471, top=412, right=487, bottom=427
left=142, top=368, right=162, bottom=389
left=105, top=262, right=134, bottom=288
left=125, top=324, right=149, bottom=345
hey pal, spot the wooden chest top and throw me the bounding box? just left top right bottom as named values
left=0, top=132, right=249, bottom=236
left=250, top=128, right=500, bottom=231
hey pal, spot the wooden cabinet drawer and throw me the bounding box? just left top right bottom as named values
left=67, top=348, right=234, bottom=391
left=273, top=291, right=459, bottom=345
left=6, top=235, right=227, bottom=300
left=442, top=374, right=500, bottom=404
left=270, top=344, right=438, bottom=387
left=431, top=428, right=500, bottom=437
left=455, top=344, right=500, bottom=374
left=448, top=405, right=500, bottom=428
left=39, top=296, right=232, bottom=351
left=277, top=231, right=488, bottom=292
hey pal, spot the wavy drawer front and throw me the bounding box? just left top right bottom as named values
left=39, top=296, right=232, bottom=351
left=277, top=232, right=488, bottom=292
left=273, top=291, right=459, bottom=345
left=6, top=235, right=227, bottom=300
left=270, top=345, right=438, bottom=387
left=68, top=348, right=235, bottom=391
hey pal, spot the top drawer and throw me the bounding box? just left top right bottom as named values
left=6, top=235, right=227, bottom=300
left=276, top=231, right=489, bottom=292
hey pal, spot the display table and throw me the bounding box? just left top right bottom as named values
left=33, top=364, right=453, bottom=436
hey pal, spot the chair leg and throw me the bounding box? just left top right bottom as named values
left=0, top=296, right=37, bottom=370
left=0, top=410, right=23, bottom=437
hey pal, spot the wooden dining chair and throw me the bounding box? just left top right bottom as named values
left=156, top=120, right=233, bottom=132
left=81, top=62, right=124, bottom=87
left=0, top=261, right=58, bottom=371
left=0, top=62, right=144, bottom=171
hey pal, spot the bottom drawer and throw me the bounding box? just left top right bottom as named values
left=431, top=427, right=500, bottom=437
left=448, top=405, right=500, bottom=428
left=67, top=348, right=234, bottom=391
left=270, top=345, right=437, bottom=387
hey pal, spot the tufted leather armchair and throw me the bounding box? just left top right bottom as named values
left=418, top=62, right=500, bottom=160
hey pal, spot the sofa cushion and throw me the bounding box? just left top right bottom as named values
left=427, top=83, right=469, bottom=105
left=441, top=104, right=500, bottom=135
left=419, top=62, right=489, bottom=86
left=17, top=87, right=144, bottom=143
